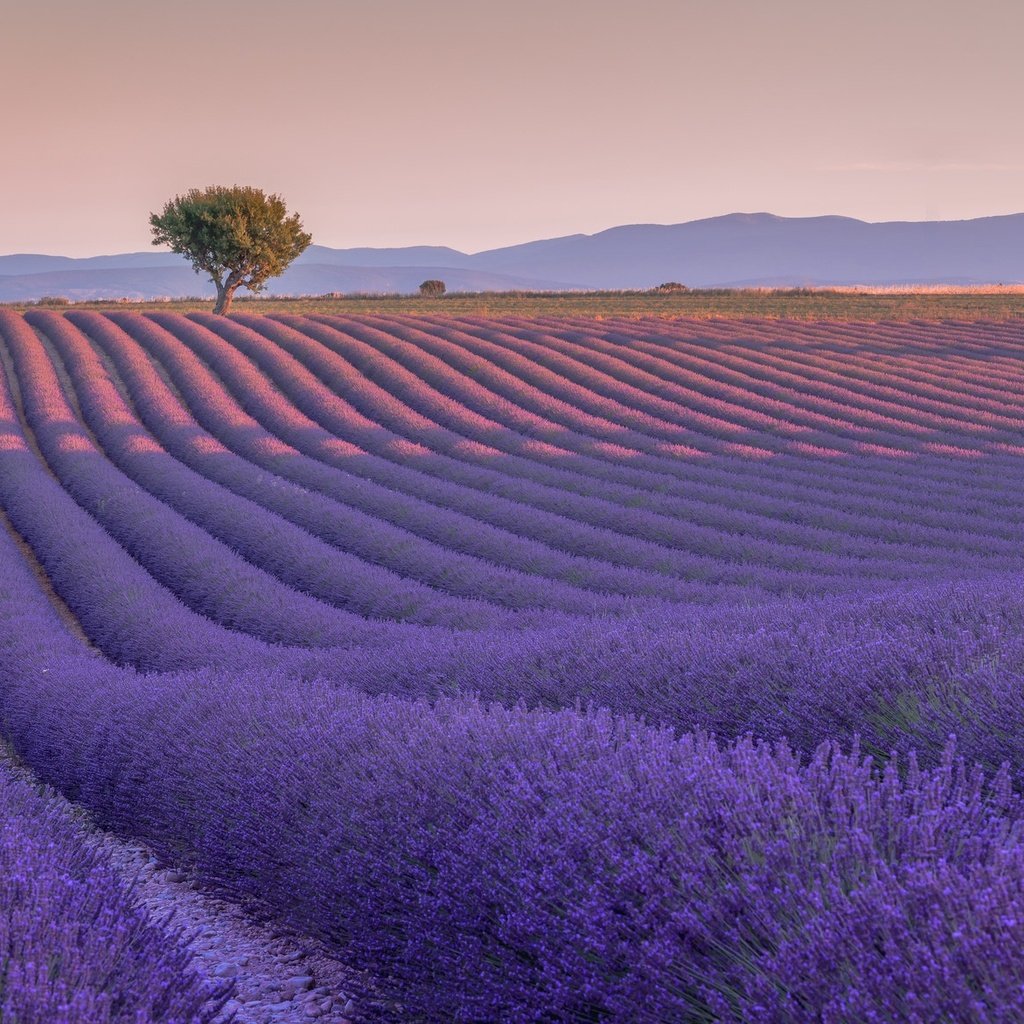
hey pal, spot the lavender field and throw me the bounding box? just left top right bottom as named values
left=3, top=309, right=1024, bottom=1021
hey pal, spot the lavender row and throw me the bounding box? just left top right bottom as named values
left=0, top=751, right=226, bottom=1023
left=446, top=314, right=974, bottom=452
left=9, top=311, right=1015, bottom=667
left=0, top=315, right=282, bottom=670
left=364, top=311, right=880, bottom=457
left=590, top=316, right=1024, bottom=467
left=92, top=311, right=729, bottom=606
left=131, top=311, right=802, bottom=599
left=317, top=312, right=941, bottom=550
left=203, top=311, right=861, bottom=583
left=701, top=318, right=1024, bottom=429
left=595, top=313, right=1024, bottom=435
left=543, top=314, right=1024, bottom=496
left=1, top=528, right=1023, bottom=1021
left=401, top=312, right=879, bottom=456
left=325, top=311, right=1018, bottom=482
left=317, top=311, right=782, bottom=460
left=274, top=312, right=885, bottom=527
left=529, top=315, right=1024, bottom=527
left=67, top=309, right=691, bottom=613
left=675, top=319, right=1024, bottom=434
left=724, top=318, right=1024, bottom=413
left=8, top=337, right=1019, bottom=783
left=288, top=567, right=1024, bottom=785
left=0, top=311, right=400, bottom=649
left=31, top=310, right=556, bottom=627
left=263, top=313, right=1024, bottom=563
left=210, top=313, right=949, bottom=586
left=376, top=311, right=1024, bottom=552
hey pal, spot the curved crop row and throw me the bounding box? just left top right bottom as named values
left=149, top=312, right=813, bottom=596
left=0, top=312, right=279, bottom=670
left=619, top=317, right=1024, bottom=457
left=67, top=313, right=652, bottom=617
left=3, top=311, right=1024, bottom=1021
left=278, top=313, right=1024, bottom=559
left=0, top=750, right=226, bottom=1023
left=2, top=521, right=1024, bottom=1023
left=303, top=313, right=932, bottom=562
left=1, top=311, right=399, bottom=649
left=383, top=313, right=1024, bottom=554
left=534, top=315, right=1024, bottom=481
left=32, top=311, right=549, bottom=628
left=217, top=314, right=953, bottom=587
left=544, top=317, right=1024, bottom=525
left=101, top=312, right=730, bottom=607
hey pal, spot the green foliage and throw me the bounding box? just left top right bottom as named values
left=150, top=185, right=312, bottom=313
left=652, top=281, right=688, bottom=293
left=419, top=279, right=447, bottom=297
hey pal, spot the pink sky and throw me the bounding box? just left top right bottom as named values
left=3, top=0, right=1022, bottom=256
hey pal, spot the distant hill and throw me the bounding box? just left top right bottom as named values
left=467, top=213, right=1024, bottom=289
left=3, top=212, right=1024, bottom=301
left=0, top=262, right=583, bottom=302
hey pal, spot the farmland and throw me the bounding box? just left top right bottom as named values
left=11, top=285, right=1024, bottom=319
left=2, top=310, right=1024, bottom=1020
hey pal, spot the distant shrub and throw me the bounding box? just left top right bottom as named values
left=419, top=279, right=446, bottom=297
left=35, top=295, right=71, bottom=307
left=652, top=281, right=688, bottom=293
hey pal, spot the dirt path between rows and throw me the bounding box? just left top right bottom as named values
left=2, top=738, right=386, bottom=1022
left=106, top=839, right=372, bottom=1023
left=0, top=503, right=95, bottom=649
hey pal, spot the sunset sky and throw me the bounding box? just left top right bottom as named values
left=3, top=0, right=1022, bottom=256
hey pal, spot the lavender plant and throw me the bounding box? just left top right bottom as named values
left=0, top=753, right=227, bottom=1022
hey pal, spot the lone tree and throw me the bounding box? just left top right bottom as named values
left=419, top=279, right=446, bottom=297
left=150, top=185, right=312, bottom=314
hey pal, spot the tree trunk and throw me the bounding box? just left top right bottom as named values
left=213, top=282, right=236, bottom=315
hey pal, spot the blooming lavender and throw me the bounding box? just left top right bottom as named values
left=0, top=311, right=1023, bottom=1020
left=0, top=751, right=228, bottom=1023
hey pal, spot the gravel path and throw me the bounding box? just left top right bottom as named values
left=1, top=738, right=386, bottom=1023
left=103, top=839, right=373, bottom=1023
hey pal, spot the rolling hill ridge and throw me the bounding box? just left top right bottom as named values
left=3, top=211, right=1024, bottom=300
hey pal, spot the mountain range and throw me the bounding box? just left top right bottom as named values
left=3, top=212, right=1024, bottom=301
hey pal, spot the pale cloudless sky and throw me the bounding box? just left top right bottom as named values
left=2, top=0, right=1022, bottom=255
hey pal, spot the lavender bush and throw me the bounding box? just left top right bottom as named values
left=2, top=560, right=1023, bottom=1020
left=0, top=752, right=227, bottom=1022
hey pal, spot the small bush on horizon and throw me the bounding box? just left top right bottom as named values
left=419, top=279, right=446, bottom=297
left=652, top=281, right=688, bottom=293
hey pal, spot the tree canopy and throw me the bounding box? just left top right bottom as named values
left=150, top=185, right=312, bottom=314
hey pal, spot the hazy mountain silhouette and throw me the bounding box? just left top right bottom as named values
left=0, top=263, right=582, bottom=301
left=468, top=213, right=1024, bottom=288
left=3, top=212, right=1024, bottom=300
